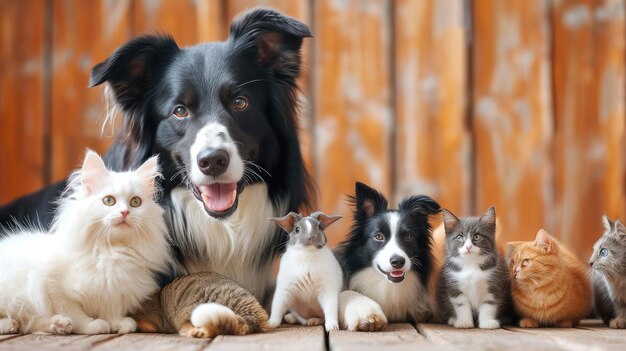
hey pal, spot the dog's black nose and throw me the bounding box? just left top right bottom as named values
left=390, top=255, right=405, bottom=268
left=197, top=148, right=230, bottom=176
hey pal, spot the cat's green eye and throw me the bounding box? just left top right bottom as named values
left=455, top=235, right=463, bottom=242
left=374, top=233, right=384, bottom=241
left=522, top=259, right=530, bottom=267
left=600, top=248, right=608, bottom=257
left=102, top=195, right=116, bottom=206
left=473, top=234, right=482, bottom=241
left=130, top=196, right=142, bottom=208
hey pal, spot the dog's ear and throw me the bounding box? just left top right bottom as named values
left=399, top=195, right=441, bottom=217
left=352, top=182, right=388, bottom=219
left=89, top=34, right=180, bottom=109
left=311, top=212, right=342, bottom=230
left=229, top=7, right=311, bottom=77
left=270, top=212, right=301, bottom=233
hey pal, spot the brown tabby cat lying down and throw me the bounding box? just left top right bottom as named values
left=132, top=272, right=269, bottom=338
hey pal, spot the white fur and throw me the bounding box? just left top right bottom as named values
left=448, top=253, right=499, bottom=329
left=0, top=152, right=171, bottom=334
left=338, top=290, right=387, bottom=331
left=269, top=244, right=343, bottom=331
left=191, top=303, right=238, bottom=328
left=373, top=213, right=411, bottom=274
left=349, top=267, right=431, bottom=322
left=189, top=123, right=244, bottom=185
left=169, top=184, right=284, bottom=299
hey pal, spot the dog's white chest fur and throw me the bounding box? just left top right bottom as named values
left=169, top=184, right=284, bottom=300
left=450, top=256, right=492, bottom=309
left=349, top=267, right=431, bottom=322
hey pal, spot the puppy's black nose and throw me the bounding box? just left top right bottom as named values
left=390, top=255, right=405, bottom=269
left=197, top=148, right=230, bottom=176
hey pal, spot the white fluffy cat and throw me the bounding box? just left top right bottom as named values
left=0, top=150, right=171, bottom=335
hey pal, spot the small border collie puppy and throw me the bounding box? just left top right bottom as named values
left=335, top=182, right=440, bottom=324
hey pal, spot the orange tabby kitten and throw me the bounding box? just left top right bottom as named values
left=508, top=229, right=591, bottom=327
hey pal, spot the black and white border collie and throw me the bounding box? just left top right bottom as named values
left=335, top=182, right=441, bottom=324
left=1, top=9, right=313, bottom=306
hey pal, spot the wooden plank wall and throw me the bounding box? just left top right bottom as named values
left=0, top=0, right=624, bottom=259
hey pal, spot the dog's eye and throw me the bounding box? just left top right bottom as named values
left=233, top=97, right=249, bottom=110
left=102, top=195, right=116, bottom=207
left=173, top=106, right=189, bottom=118
left=295, top=226, right=300, bottom=233
left=403, top=233, right=413, bottom=241
left=374, top=233, right=384, bottom=241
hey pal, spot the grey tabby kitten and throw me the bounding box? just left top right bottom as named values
left=435, top=206, right=510, bottom=329
left=589, top=216, right=626, bottom=328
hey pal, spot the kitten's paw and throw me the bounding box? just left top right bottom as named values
left=556, top=320, right=573, bottom=328
left=189, top=303, right=248, bottom=338
left=479, top=319, right=500, bottom=329
left=325, top=320, right=339, bottom=332
left=609, top=318, right=626, bottom=329
left=49, top=315, right=73, bottom=335
left=453, top=318, right=474, bottom=329
left=186, top=326, right=210, bottom=338
left=519, top=318, right=539, bottom=328
left=447, top=318, right=456, bottom=326
left=307, top=318, right=323, bottom=326
left=112, top=317, right=137, bottom=334
left=341, top=296, right=387, bottom=332
left=0, top=318, right=19, bottom=334
left=84, top=319, right=111, bottom=334
left=268, top=317, right=283, bottom=329
left=284, top=313, right=298, bottom=325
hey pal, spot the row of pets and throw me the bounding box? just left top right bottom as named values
left=0, top=151, right=623, bottom=337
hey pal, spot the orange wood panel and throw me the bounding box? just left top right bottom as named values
left=394, top=0, right=469, bottom=222
left=552, top=0, right=626, bottom=258
left=0, top=0, right=46, bottom=203
left=133, top=0, right=226, bottom=45
left=472, top=0, right=555, bottom=245
left=225, top=0, right=315, bottom=208
left=313, top=0, right=392, bottom=246
left=50, top=0, right=133, bottom=182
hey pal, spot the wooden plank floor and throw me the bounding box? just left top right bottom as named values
left=0, top=320, right=624, bottom=351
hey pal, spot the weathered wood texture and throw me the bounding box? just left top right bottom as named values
left=1, top=322, right=625, bottom=351
left=1, top=0, right=625, bottom=259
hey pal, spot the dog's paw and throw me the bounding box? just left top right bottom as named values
left=447, top=317, right=456, bottom=326
left=49, top=315, right=73, bottom=335
left=83, top=319, right=111, bottom=334
left=324, top=320, right=339, bottom=332
left=112, top=317, right=137, bottom=334
left=0, top=318, right=19, bottom=334
left=519, top=318, right=539, bottom=328
left=478, top=319, right=500, bottom=329
left=453, top=318, right=474, bottom=329
left=267, top=317, right=282, bottom=329
left=307, top=317, right=323, bottom=326
left=189, top=303, right=248, bottom=338
left=340, top=292, right=387, bottom=332
left=609, top=318, right=626, bottom=329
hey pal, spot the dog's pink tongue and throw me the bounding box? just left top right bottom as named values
left=390, top=270, right=405, bottom=278
left=199, top=183, right=237, bottom=212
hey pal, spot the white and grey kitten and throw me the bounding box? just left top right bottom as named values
left=590, top=216, right=626, bottom=329
left=0, top=150, right=171, bottom=335
left=435, top=206, right=510, bottom=329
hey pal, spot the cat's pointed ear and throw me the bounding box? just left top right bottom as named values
left=135, top=155, right=161, bottom=193
left=479, top=206, right=496, bottom=233
left=353, top=182, right=388, bottom=219
left=270, top=212, right=301, bottom=233
left=602, top=215, right=615, bottom=232
left=614, top=220, right=626, bottom=241
left=534, top=229, right=554, bottom=252
left=81, top=150, right=108, bottom=195
left=442, top=209, right=460, bottom=234
left=311, top=212, right=342, bottom=230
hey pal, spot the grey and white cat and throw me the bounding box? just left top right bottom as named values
left=0, top=150, right=171, bottom=335
left=435, top=206, right=509, bottom=329
left=589, top=215, right=626, bottom=329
